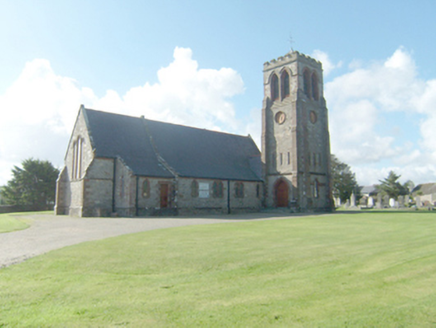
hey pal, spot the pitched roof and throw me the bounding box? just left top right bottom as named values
left=83, top=107, right=262, bottom=181
left=412, top=183, right=436, bottom=196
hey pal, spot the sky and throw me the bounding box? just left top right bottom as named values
left=1, top=0, right=436, bottom=187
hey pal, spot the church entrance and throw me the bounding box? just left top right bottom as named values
left=160, top=183, right=170, bottom=208
left=275, top=179, right=289, bottom=207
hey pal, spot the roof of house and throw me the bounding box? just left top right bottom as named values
left=83, top=107, right=262, bottom=181
left=360, top=185, right=378, bottom=195
left=411, top=182, right=436, bottom=196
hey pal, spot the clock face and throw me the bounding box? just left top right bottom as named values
left=310, top=111, right=317, bottom=124
left=275, top=111, right=286, bottom=124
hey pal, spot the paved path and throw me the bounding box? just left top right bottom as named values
left=0, top=212, right=293, bottom=268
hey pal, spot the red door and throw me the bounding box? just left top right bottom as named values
left=160, top=184, right=169, bottom=208
left=275, top=180, right=288, bottom=207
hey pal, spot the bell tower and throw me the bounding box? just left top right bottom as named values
left=261, top=51, right=333, bottom=211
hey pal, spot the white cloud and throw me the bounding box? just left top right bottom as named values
left=311, top=50, right=342, bottom=77
left=0, top=47, right=249, bottom=185
left=326, top=47, right=436, bottom=185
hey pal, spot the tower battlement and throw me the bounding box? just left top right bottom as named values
left=263, top=51, right=322, bottom=71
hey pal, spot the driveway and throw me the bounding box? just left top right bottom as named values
left=0, top=212, right=293, bottom=268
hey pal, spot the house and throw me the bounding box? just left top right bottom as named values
left=55, top=50, right=334, bottom=217
left=412, top=183, right=436, bottom=206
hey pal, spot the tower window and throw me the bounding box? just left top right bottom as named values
left=271, top=74, right=279, bottom=101
left=303, top=69, right=311, bottom=98
left=312, top=72, right=319, bottom=100
left=280, top=153, right=283, bottom=166
left=314, top=179, right=319, bottom=198
left=281, top=71, right=290, bottom=99
left=287, top=152, right=291, bottom=165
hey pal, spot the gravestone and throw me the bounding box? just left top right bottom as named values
left=415, top=196, right=421, bottom=208
left=389, top=198, right=395, bottom=207
left=376, top=194, right=383, bottom=209
left=368, top=196, right=374, bottom=207
left=398, top=195, right=404, bottom=208
left=383, top=195, right=390, bottom=208
left=350, top=193, right=356, bottom=207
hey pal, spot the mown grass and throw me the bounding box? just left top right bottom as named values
left=1, top=212, right=436, bottom=327
left=0, top=213, right=29, bottom=233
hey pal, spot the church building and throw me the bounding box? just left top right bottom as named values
left=55, top=51, right=333, bottom=217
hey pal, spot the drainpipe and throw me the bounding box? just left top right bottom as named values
left=112, top=158, right=117, bottom=213
left=135, top=176, right=139, bottom=216
left=227, top=180, right=231, bottom=214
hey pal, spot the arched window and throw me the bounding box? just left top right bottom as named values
left=191, top=180, right=199, bottom=198
left=271, top=74, right=279, bottom=101
left=234, top=182, right=244, bottom=198
left=303, top=69, right=311, bottom=98
left=142, top=179, right=150, bottom=198
left=212, top=181, right=223, bottom=198
left=72, top=136, right=84, bottom=180
left=313, top=179, right=319, bottom=198
left=311, top=72, right=319, bottom=100
left=256, top=184, right=261, bottom=199
left=281, top=71, right=290, bottom=99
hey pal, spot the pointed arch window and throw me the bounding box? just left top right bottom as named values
left=281, top=71, right=290, bottom=99
left=72, top=137, right=84, bottom=180
left=191, top=180, right=199, bottom=198
left=271, top=74, right=279, bottom=101
left=212, top=181, right=223, bottom=198
left=303, top=69, right=311, bottom=98
left=142, top=179, right=150, bottom=198
left=311, top=72, right=319, bottom=100
left=234, top=182, right=244, bottom=198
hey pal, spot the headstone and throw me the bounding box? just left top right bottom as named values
left=377, top=194, right=383, bottom=209
left=368, top=196, right=374, bottom=207
left=405, top=195, right=410, bottom=205
left=383, top=195, right=390, bottom=208
left=389, top=198, right=395, bottom=207
left=415, top=196, right=421, bottom=208
left=350, top=193, right=356, bottom=207
left=398, top=195, right=404, bottom=208
left=345, top=199, right=350, bottom=208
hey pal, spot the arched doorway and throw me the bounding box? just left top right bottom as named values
left=275, top=179, right=289, bottom=207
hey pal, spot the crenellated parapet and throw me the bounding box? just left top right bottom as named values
left=263, top=51, right=322, bottom=72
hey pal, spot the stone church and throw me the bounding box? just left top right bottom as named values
left=55, top=51, right=333, bottom=217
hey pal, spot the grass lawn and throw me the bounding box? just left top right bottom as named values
left=0, top=213, right=29, bottom=233
left=1, top=212, right=436, bottom=327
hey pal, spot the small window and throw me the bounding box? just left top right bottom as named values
left=271, top=74, right=279, bottom=101
left=256, top=184, right=261, bottom=198
left=142, top=179, right=150, bottom=198
left=272, top=151, right=277, bottom=169
left=234, top=182, right=244, bottom=198
left=191, top=180, right=199, bottom=198
left=314, top=180, right=319, bottom=198
left=313, top=153, right=316, bottom=166
left=280, top=153, right=283, bottom=166
left=287, top=152, right=291, bottom=165
left=281, top=71, right=290, bottom=99
left=213, top=181, right=223, bottom=198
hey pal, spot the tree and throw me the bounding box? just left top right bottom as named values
left=330, top=155, right=360, bottom=203
left=377, top=171, right=408, bottom=200
left=1, top=159, right=59, bottom=210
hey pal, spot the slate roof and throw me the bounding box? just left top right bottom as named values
left=411, top=183, right=436, bottom=196
left=83, top=107, right=262, bottom=181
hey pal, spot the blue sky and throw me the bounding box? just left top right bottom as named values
left=1, top=0, right=436, bottom=186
